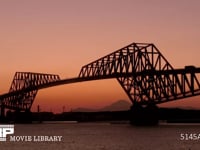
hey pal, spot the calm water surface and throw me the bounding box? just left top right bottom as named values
left=1, top=122, right=200, bottom=150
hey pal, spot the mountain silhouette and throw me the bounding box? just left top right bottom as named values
left=99, top=100, right=131, bottom=111
left=72, top=100, right=131, bottom=112
left=71, top=107, right=96, bottom=112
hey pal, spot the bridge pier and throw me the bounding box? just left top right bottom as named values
left=130, top=103, right=159, bottom=126
left=14, top=110, right=32, bottom=123
left=0, top=103, right=6, bottom=122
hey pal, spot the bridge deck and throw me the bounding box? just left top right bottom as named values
left=1, top=42, right=200, bottom=112
left=1, top=67, right=200, bottom=99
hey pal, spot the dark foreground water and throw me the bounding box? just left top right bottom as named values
left=1, top=122, right=200, bottom=150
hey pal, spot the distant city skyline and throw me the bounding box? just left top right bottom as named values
left=0, top=0, right=200, bottom=112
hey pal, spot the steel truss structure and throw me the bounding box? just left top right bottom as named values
left=1, top=72, right=60, bottom=111
left=0, top=42, right=200, bottom=112
left=79, top=43, right=200, bottom=105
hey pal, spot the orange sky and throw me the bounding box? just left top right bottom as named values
left=0, top=0, right=200, bottom=113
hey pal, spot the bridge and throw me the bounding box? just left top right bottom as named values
left=1, top=42, right=200, bottom=124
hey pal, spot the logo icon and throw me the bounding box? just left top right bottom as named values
left=0, top=125, right=14, bottom=141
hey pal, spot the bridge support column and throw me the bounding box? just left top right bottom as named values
left=15, top=110, right=32, bottom=123
left=130, top=103, right=159, bottom=126
left=0, top=103, right=6, bottom=122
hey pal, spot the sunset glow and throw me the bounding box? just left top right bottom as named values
left=1, top=0, right=200, bottom=113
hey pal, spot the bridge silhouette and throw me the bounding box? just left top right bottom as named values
left=1, top=42, right=200, bottom=124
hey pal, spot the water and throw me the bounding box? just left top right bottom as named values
left=1, top=122, right=200, bottom=150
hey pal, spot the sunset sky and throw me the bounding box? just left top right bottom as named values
left=0, top=0, right=200, bottom=113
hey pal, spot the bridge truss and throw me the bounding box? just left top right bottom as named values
left=0, top=72, right=60, bottom=111
left=79, top=43, right=200, bottom=105
left=0, top=42, right=200, bottom=114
